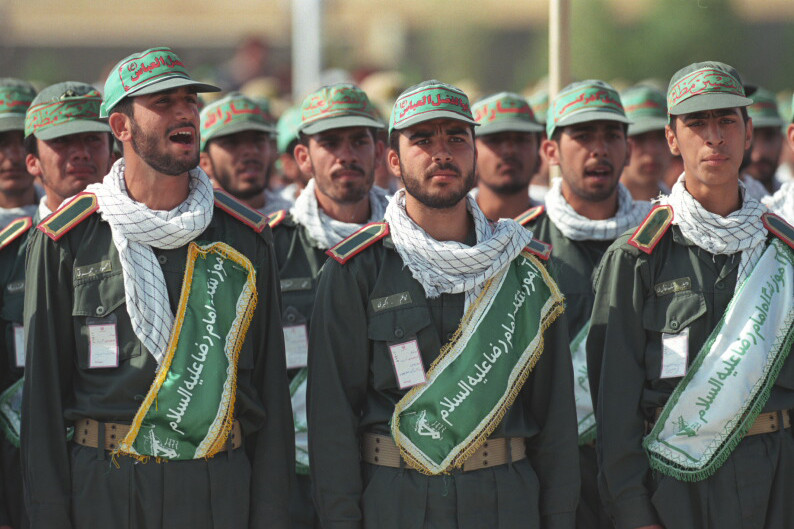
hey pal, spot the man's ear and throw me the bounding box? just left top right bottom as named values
left=665, top=124, right=680, bottom=156
left=387, top=148, right=402, bottom=178
left=199, top=152, right=214, bottom=177
left=293, top=143, right=314, bottom=176
left=108, top=112, right=132, bottom=144
left=541, top=138, right=561, bottom=166
left=25, top=152, right=43, bottom=179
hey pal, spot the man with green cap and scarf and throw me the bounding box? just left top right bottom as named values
left=268, top=83, right=387, bottom=529
left=0, top=79, right=39, bottom=230
left=0, top=80, right=113, bottom=529
left=587, top=61, right=794, bottom=529
left=308, top=79, right=579, bottom=529
left=199, top=92, right=291, bottom=215
left=526, top=79, right=651, bottom=529
left=21, top=47, right=293, bottom=529
left=743, top=87, right=786, bottom=195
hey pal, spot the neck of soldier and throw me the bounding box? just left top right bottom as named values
left=620, top=174, right=660, bottom=202
left=315, top=187, right=370, bottom=224
left=123, top=154, right=190, bottom=211
left=245, top=190, right=266, bottom=210
left=561, top=180, right=619, bottom=220
left=405, top=193, right=472, bottom=243
left=684, top=172, right=742, bottom=217
left=476, top=183, right=532, bottom=220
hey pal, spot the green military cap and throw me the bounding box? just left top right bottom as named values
left=666, top=61, right=751, bottom=116
left=621, top=84, right=668, bottom=136
left=24, top=81, right=111, bottom=140
left=472, top=92, right=543, bottom=135
left=746, top=87, right=784, bottom=129
left=100, top=46, right=220, bottom=118
left=200, top=92, right=276, bottom=151
left=527, top=89, right=549, bottom=125
left=389, top=80, right=478, bottom=135
left=0, top=78, right=37, bottom=133
left=298, top=83, right=384, bottom=136
left=547, top=80, right=631, bottom=138
left=277, top=106, right=302, bottom=154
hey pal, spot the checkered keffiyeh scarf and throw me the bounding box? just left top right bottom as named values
left=660, top=174, right=767, bottom=289
left=290, top=178, right=389, bottom=249
left=763, top=182, right=794, bottom=224
left=86, top=159, right=214, bottom=366
left=544, top=178, right=651, bottom=241
left=385, top=188, right=533, bottom=308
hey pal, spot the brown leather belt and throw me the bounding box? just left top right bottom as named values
left=362, top=432, right=526, bottom=472
left=73, top=418, right=242, bottom=451
left=649, top=409, right=790, bottom=437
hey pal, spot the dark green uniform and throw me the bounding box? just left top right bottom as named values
left=271, top=213, right=327, bottom=529
left=527, top=211, right=614, bottom=529
left=21, top=205, right=293, bottom=529
left=587, top=224, right=794, bottom=529
left=308, top=230, right=580, bottom=529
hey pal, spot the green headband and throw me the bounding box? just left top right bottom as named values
left=747, top=87, right=784, bottom=129
left=24, top=82, right=109, bottom=140
left=547, top=80, right=630, bottom=138
left=389, top=80, right=477, bottom=134
left=200, top=92, right=276, bottom=151
left=666, top=61, right=751, bottom=115
left=0, top=80, right=37, bottom=132
left=472, top=92, right=543, bottom=135
left=621, top=85, right=668, bottom=136
left=298, top=83, right=383, bottom=135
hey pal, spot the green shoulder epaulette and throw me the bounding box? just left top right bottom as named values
left=326, top=222, right=389, bottom=264
left=762, top=212, right=794, bottom=250
left=38, top=193, right=98, bottom=241
left=267, top=209, right=288, bottom=229
left=628, top=205, right=673, bottom=254
left=0, top=216, right=33, bottom=250
left=213, top=188, right=267, bottom=233
left=514, top=205, right=544, bottom=226
left=525, top=238, right=552, bottom=260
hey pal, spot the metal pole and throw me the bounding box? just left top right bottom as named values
left=548, top=0, right=570, bottom=100
left=292, top=0, right=323, bottom=102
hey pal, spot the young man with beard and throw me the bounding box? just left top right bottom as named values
left=21, top=47, right=293, bottom=529
left=0, top=81, right=112, bottom=529
left=199, top=92, right=291, bottom=215
left=0, top=79, right=39, bottom=230
left=268, top=83, right=387, bottom=529
left=620, top=85, right=673, bottom=201
left=471, top=92, right=544, bottom=221
left=744, top=87, right=786, bottom=194
left=527, top=80, right=651, bottom=529
left=588, top=61, right=794, bottom=529
left=307, top=80, right=579, bottom=529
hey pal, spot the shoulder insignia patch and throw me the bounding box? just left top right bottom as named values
left=514, top=205, right=544, bottom=226
left=762, top=212, right=794, bottom=250
left=524, top=238, right=552, bottom=260
left=213, top=188, right=267, bottom=233
left=326, top=222, right=389, bottom=264
left=0, top=216, right=33, bottom=250
left=628, top=205, right=673, bottom=254
left=267, top=209, right=288, bottom=229
left=38, top=192, right=98, bottom=241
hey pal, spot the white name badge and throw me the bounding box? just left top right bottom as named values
left=284, top=324, right=309, bottom=369
left=660, top=327, right=689, bottom=379
left=389, top=339, right=426, bottom=389
left=13, top=324, right=25, bottom=368
left=88, top=323, right=119, bottom=368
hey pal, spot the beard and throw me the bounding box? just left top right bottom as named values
left=130, top=118, right=199, bottom=176
left=215, top=162, right=269, bottom=200
left=401, top=161, right=476, bottom=209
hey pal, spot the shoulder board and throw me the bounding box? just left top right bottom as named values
left=762, top=212, right=794, bottom=250
left=514, top=205, right=544, bottom=226
left=524, top=238, right=552, bottom=261
left=326, top=222, right=389, bottom=264
left=38, top=192, right=98, bottom=241
left=213, top=188, right=267, bottom=233
left=628, top=205, right=673, bottom=254
left=0, top=216, right=33, bottom=250
left=267, top=209, right=288, bottom=229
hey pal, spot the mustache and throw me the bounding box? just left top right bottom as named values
left=426, top=162, right=462, bottom=176
left=166, top=122, right=197, bottom=134
left=332, top=163, right=366, bottom=177
left=585, top=160, right=615, bottom=172
left=498, top=156, right=524, bottom=170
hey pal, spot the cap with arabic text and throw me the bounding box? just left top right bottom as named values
left=200, top=92, right=276, bottom=151
left=0, top=78, right=37, bottom=133
left=547, top=80, right=631, bottom=138
left=472, top=92, right=543, bottom=135
left=746, top=87, right=784, bottom=129
left=25, top=81, right=110, bottom=140
left=101, top=47, right=220, bottom=118
left=528, top=89, right=549, bottom=126
left=389, top=80, right=478, bottom=135
left=298, top=84, right=383, bottom=136
left=621, top=85, right=668, bottom=136
left=666, top=61, right=752, bottom=116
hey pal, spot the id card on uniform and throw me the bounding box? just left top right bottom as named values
left=13, top=324, right=25, bottom=368
left=660, top=327, right=689, bottom=379
left=88, top=323, right=119, bottom=368
left=389, top=339, right=426, bottom=389
left=284, top=324, right=309, bottom=369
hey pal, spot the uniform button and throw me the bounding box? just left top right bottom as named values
left=158, top=255, right=168, bottom=265
left=670, top=320, right=679, bottom=330
left=286, top=313, right=296, bottom=323
left=95, top=306, right=106, bottom=315
left=394, top=327, right=404, bottom=339
left=716, top=281, right=724, bottom=289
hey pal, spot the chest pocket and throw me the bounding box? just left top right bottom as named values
left=642, top=291, right=706, bottom=380
left=72, top=271, right=142, bottom=369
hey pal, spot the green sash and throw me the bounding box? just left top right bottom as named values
left=571, top=321, right=596, bottom=444
left=0, top=378, right=23, bottom=447
left=392, top=251, right=564, bottom=475
left=117, top=242, right=257, bottom=461
left=644, top=239, right=794, bottom=481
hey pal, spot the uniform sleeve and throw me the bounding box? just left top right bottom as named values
left=525, top=309, right=580, bottom=529
left=586, top=247, right=660, bottom=529
left=307, top=260, right=371, bottom=529
left=21, top=230, right=75, bottom=528
left=248, top=238, right=294, bottom=529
